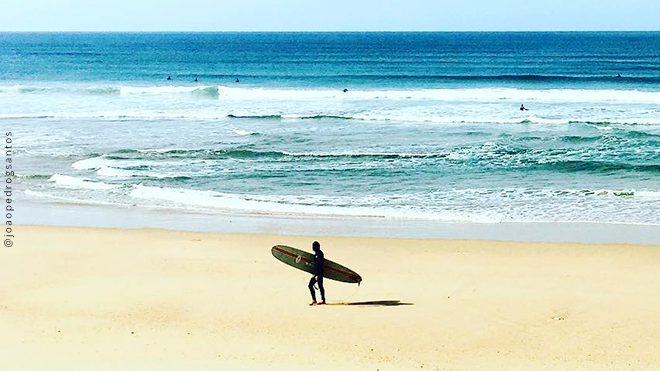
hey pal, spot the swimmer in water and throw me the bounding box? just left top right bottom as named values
left=167, top=76, right=172, bottom=80
left=520, top=104, right=528, bottom=111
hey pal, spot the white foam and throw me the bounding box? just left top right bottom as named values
left=278, top=151, right=438, bottom=158
left=72, top=155, right=196, bottom=178
left=26, top=177, right=660, bottom=224
left=136, top=148, right=190, bottom=153
left=0, top=84, right=54, bottom=94
left=24, top=190, right=120, bottom=206
left=84, top=86, right=121, bottom=95
left=97, top=166, right=134, bottom=178
left=72, top=157, right=109, bottom=170
left=214, top=86, right=660, bottom=104
left=48, top=174, right=117, bottom=190
left=3, top=82, right=660, bottom=104
left=127, top=184, right=501, bottom=222
left=229, top=129, right=258, bottom=136
left=630, top=190, right=660, bottom=200
left=120, top=85, right=205, bottom=94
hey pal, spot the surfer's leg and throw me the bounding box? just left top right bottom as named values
left=308, top=276, right=317, bottom=301
left=318, top=278, right=325, bottom=302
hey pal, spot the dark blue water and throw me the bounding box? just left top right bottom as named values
left=2, top=32, right=660, bottom=88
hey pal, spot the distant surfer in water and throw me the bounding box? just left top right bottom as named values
left=308, top=241, right=326, bottom=306
left=343, top=88, right=349, bottom=93
left=520, top=104, right=528, bottom=111
left=617, top=73, right=622, bottom=78
left=167, top=76, right=171, bottom=81
left=235, top=78, right=240, bottom=83
left=194, top=77, right=198, bottom=82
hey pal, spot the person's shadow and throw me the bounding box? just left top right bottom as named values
left=328, top=300, right=413, bottom=307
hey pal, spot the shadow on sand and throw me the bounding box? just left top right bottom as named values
left=328, top=300, right=413, bottom=307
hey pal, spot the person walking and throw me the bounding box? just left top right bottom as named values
left=308, top=241, right=326, bottom=305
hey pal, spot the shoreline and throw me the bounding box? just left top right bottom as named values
left=18, top=200, right=660, bottom=245
left=2, top=225, right=659, bottom=370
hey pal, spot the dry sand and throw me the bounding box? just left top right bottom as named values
left=1, top=225, right=659, bottom=370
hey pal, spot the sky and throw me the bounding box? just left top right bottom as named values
left=1, top=0, right=658, bottom=32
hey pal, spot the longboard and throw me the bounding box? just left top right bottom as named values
left=271, top=245, right=362, bottom=284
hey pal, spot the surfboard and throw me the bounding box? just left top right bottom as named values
left=271, top=245, right=362, bottom=284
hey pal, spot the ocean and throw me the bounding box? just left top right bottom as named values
left=2, top=32, right=660, bottom=225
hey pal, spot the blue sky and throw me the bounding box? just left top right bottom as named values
left=1, top=0, right=658, bottom=31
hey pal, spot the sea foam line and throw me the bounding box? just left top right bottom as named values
left=6, top=111, right=660, bottom=127
left=3, top=84, right=660, bottom=103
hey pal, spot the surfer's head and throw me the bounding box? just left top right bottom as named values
left=312, top=241, right=320, bottom=251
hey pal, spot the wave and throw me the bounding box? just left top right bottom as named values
left=532, top=160, right=660, bottom=174
left=72, top=157, right=109, bottom=170
left=452, top=187, right=656, bottom=199
left=0, top=84, right=220, bottom=97
left=75, top=140, right=660, bottom=174
left=5, top=115, right=660, bottom=128
left=299, top=114, right=353, bottom=120
left=189, top=86, right=220, bottom=98
left=216, top=86, right=660, bottom=104
left=557, top=135, right=602, bottom=143
left=85, top=86, right=121, bottom=95
left=16, top=86, right=52, bottom=93
left=3, top=84, right=660, bottom=103
left=119, top=85, right=218, bottom=95
left=0, top=114, right=57, bottom=119
left=25, top=180, right=660, bottom=223
left=48, top=174, right=118, bottom=190
left=96, top=166, right=135, bottom=178
left=612, top=129, right=660, bottom=139
left=71, top=155, right=191, bottom=179
left=6, top=109, right=660, bottom=127
left=16, top=174, right=52, bottom=180
left=229, top=128, right=261, bottom=136
left=227, top=114, right=354, bottom=120
left=128, top=184, right=449, bottom=220
left=227, top=114, right=282, bottom=120
left=99, top=148, right=452, bottom=161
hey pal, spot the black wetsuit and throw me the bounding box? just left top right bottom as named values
left=308, top=249, right=325, bottom=302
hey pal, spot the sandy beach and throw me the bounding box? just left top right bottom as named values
left=1, top=225, right=659, bottom=370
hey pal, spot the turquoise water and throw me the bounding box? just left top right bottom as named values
left=3, top=32, right=660, bottom=224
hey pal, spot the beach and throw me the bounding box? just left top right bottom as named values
left=3, top=31, right=660, bottom=370
left=2, top=224, right=659, bottom=371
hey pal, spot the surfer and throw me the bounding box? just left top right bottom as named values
left=308, top=241, right=326, bottom=306
left=167, top=76, right=171, bottom=81
left=194, top=77, right=198, bottom=82
left=343, top=88, right=348, bottom=93
left=520, top=104, right=528, bottom=111
left=617, top=73, right=622, bottom=78
left=235, top=78, right=240, bottom=83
